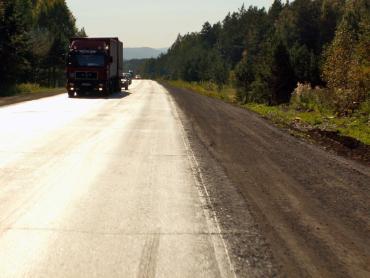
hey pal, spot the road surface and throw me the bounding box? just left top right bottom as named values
left=0, top=81, right=235, bottom=278
left=1, top=80, right=369, bottom=278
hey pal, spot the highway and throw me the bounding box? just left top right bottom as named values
left=1, top=80, right=369, bottom=277
left=0, top=81, right=235, bottom=278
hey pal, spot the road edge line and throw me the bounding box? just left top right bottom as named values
left=161, top=83, right=239, bottom=278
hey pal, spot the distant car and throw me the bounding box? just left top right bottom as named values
left=124, top=73, right=132, bottom=85
left=121, top=74, right=130, bottom=90
left=135, top=75, right=141, bottom=79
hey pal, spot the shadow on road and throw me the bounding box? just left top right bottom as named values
left=107, top=91, right=131, bottom=99
left=75, top=90, right=131, bottom=100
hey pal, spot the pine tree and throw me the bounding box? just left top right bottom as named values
left=31, top=0, right=81, bottom=86
left=322, top=0, right=370, bottom=113
left=269, top=0, right=284, bottom=22
left=323, top=18, right=356, bottom=90
left=0, top=0, right=32, bottom=93
left=270, top=42, right=297, bottom=104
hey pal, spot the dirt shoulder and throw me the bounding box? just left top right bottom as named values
left=0, top=89, right=65, bottom=107
left=163, top=80, right=370, bottom=165
left=166, top=84, right=370, bottom=277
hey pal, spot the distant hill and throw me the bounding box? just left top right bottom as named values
left=124, top=47, right=167, bottom=60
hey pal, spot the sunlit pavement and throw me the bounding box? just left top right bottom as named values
left=0, top=80, right=234, bottom=278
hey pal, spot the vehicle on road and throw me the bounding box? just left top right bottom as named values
left=124, top=72, right=132, bottom=85
left=66, top=37, right=123, bottom=97
left=128, top=70, right=134, bottom=81
left=121, top=73, right=131, bottom=90
left=135, top=74, right=141, bottom=79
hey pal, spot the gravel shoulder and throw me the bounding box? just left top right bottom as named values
left=166, top=84, right=370, bottom=278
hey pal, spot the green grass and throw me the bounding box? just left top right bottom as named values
left=165, top=80, right=370, bottom=146
left=16, top=83, right=64, bottom=94
left=245, top=103, right=370, bottom=145
left=0, top=83, right=65, bottom=106
left=1, top=83, right=65, bottom=97
left=166, top=80, right=237, bottom=103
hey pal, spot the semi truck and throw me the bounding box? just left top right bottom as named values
left=66, top=37, right=123, bottom=97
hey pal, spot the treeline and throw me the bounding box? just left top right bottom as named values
left=142, top=0, right=369, bottom=114
left=123, top=59, right=147, bottom=75
left=0, top=0, right=86, bottom=95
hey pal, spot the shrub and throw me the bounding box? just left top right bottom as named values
left=247, top=78, right=270, bottom=104
left=358, top=100, right=370, bottom=118
left=290, top=83, right=334, bottom=113
left=16, top=83, right=41, bottom=93
left=331, top=88, right=366, bottom=115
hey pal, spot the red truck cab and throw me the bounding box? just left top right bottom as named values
left=66, top=37, right=123, bottom=97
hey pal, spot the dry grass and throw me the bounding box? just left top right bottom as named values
left=0, top=84, right=65, bottom=107
left=165, top=80, right=370, bottom=146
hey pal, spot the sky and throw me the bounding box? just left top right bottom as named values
left=66, top=0, right=275, bottom=48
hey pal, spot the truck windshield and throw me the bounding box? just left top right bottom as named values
left=71, top=54, right=105, bottom=67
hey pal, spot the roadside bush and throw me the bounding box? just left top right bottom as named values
left=247, top=77, right=270, bottom=104
left=358, top=100, right=370, bottom=118
left=290, top=83, right=334, bottom=113
left=2, top=83, right=61, bottom=96
left=17, top=83, right=41, bottom=93
left=331, top=88, right=367, bottom=115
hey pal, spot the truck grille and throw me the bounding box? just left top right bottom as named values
left=76, top=72, right=98, bottom=80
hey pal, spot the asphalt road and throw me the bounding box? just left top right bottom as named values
left=1, top=80, right=369, bottom=278
left=0, top=81, right=236, bottom=278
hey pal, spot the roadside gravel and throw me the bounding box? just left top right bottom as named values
left=167, top=84, right=370, bottom=278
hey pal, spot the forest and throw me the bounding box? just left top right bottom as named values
left=142, top=0, right=369, bottom=116
left=0, top=0, right=86, bottom=95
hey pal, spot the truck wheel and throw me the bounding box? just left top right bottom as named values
left=68, top=92, right=74, bottom=98
left=125, top=85, right=128, bottom=90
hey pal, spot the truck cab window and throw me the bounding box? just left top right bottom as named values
left=71, top=54, right=105, bottom=67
